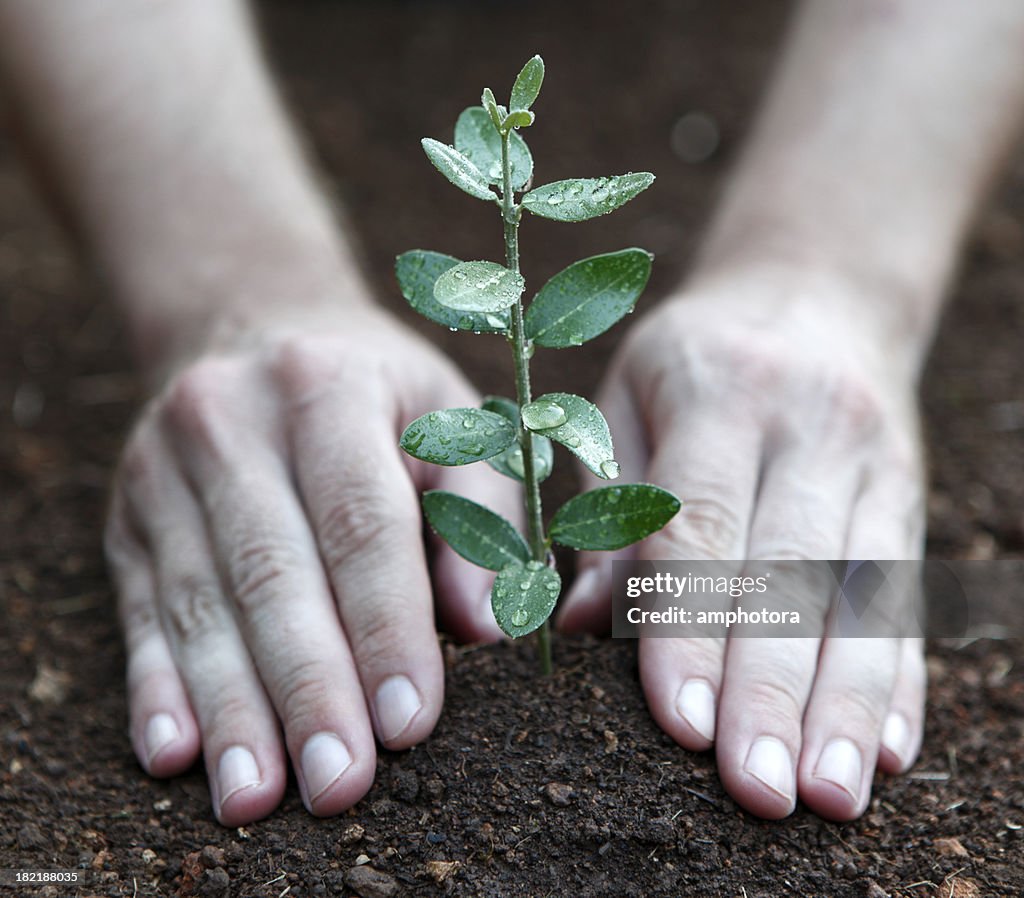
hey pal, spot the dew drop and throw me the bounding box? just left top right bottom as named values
left=489, top=162, right=502, bottom=179
left=568, top=332, right=584, bottom=346
left=600, top=459, right=621, bottom=479
left=511, top=608, right=530, bottom=627
left=519, top=580, right=530, bottom=591
left=526, top=561, right=544, bottom=572
left=485, top=314, right=506, bottom=329
left=564, top=434, right=582, bottom=448
left=454, top=270, right=468, bottom=281
left=448, top=326, right=459, bottom=333
left=438, top=435, right=452, bottom=446
left=591, top=188, right=609, bottom=203
left=606, top=489, right=620, bottom=504
left=522, top=399, right=567, bottom=430
left=547, top=194, right=564, bottom=206
left=545, top=581, right=560, bottom=592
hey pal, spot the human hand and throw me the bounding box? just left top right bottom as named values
left=104, top=304, right=511, bottom=825
left=558, top=270, right=927, bottom=820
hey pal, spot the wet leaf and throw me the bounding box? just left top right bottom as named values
left=454, top=106, right=533, bottom=189
left=522, top=173, right=655, bottom=222
left=491, top=562, right=561, bottom=638
left=510, top=55, right=545, bottom=112
left=482, top=396, right=553, bottom=482
left=422, top=490, right=530, bottom=571
left=420, top=138, right=496, bottom=201
left=503, top=110, right=535, bottom=130
left=481, top=87, right=502, bottom=130
left=395, top=250, right=508, bottom=332
left=522, top=392, right=616, bottom=479
left=549, top=484, right=681, bottom=550
left=434, top=261, right=524, bottom=313
left=525, top=248, right=652, bottom=348
left=400, top=408, right=515, bottom=466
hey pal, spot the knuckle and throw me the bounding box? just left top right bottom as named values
left=226, top=538, right=305, bottom=618
left=821, top=369, right=884, bottom=439
left=744, top=673, right=808, bottom=725
left=317, top=483, right=407, bottom=574
left=202, top=691, right=261, bottom=733
left=272, top=335, right=384, bottom=408
left=665, top=495, right=745, bottom=558
left=271, top=335, right=336, bottom=396
left=275, top=656, right=331, bottom=728
left=159, top=360, right=235, bottom=455
left=346, top=608, right=408, bottom=672
left=162, top=575, right=224, bottom=645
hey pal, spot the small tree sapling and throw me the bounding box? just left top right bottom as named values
left=397, top=55, right=681, bottom=673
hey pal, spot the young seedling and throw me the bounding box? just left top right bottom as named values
left=397, top=55, right=681, bottom=673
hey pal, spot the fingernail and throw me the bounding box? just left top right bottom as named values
left=217, top=745, right=261, bottom=810
left=744, top=736, right=795, bottom=802
left=144, top=713, right=180, bottom=766
left=300, top=732, right=353, bottom=809
left=675, top=679, right=716, bottom=742
left=882, top=711, right=911, bottom=769
left=813, top=737, right=862, bottom=800
left=373, top=675, right=423, bottom=743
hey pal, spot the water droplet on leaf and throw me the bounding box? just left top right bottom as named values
left=526, top=561, right=544, bottom=572
left=600, top=459, right=621, bottom=479
left=547, top=194, right=564, bottom=206
left=511, top=608, right=530, bottom=627
left=522, top=399, right=567, bottom=430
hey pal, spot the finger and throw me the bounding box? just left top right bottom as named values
left=715, top=448, right=862, bottom=818
left=797, top=636, right=899, bottom=819
left=877, top=637, right=926, bottom=774
left=799, top=469, right=926, bottom=816
left=276, top=344, right=445, bottom=754
left=558, top=373, right=649, bottom=634
left=105, top=486, right=200, bottom=778
left=122, top=431, right=287, bottom=826
left=632, top=406, right=763, bottom=750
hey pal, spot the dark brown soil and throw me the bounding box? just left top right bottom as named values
left=2, top=1, right=1023, bottom=896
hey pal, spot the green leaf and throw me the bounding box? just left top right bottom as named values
left=482, top=396, right=554, bottom=482
left=481, top=88, right=503, bottom=131
left=549, top=484, right=682, bottom=551
left=524, top=248, right=652, bottom=348
left=522, top=173, right=655, bottom=221
left=510, top=55, right=545, bottom=112
left=400, top=408, right=515, bottom=466
left=521, top=392, right=618, bottom=479
left=395, top=251, right=508, bottom=333
left=421, top=138, right=496, bottom=201
left=503, top=110, right=535, bottom=130
left=422, top=490, right=530, bottom=571
left=454, top=107, right=534, bottom=189
left=434, top=261, right=524, bottom=313
left=491, top=562, right=561, bottom=638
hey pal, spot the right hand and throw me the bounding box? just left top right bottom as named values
left=104, top=304, right=514, bottom=825
left=559, top=268, right=928, bottom=820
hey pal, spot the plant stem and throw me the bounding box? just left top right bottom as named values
left=500, top=128, right=551, bottom=676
